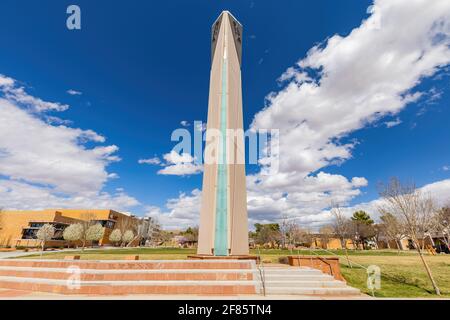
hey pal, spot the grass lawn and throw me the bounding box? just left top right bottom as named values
left=339, top=255, right=450, bottom=298
left=21, top=247, right=198, bottom=261
left=18, top=247, right=450, bottom=298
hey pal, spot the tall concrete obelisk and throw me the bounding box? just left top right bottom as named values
left=197, top=11, right=249, bottom=256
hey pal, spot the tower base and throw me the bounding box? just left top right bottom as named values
left=188, top=254, right=259, bottom=261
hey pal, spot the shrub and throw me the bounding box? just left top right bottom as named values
left=109, top=229, right=122, bottom=245
left=63, top=223, right=83, bottom=244
left=86, top=224, right=105, bottom=242
left=122, top=230, right=135, bottom=245
left=36, top=224, right=55, bottom=253
left=278, top=256, right=289, bottom=264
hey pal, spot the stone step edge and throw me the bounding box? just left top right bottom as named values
left=262, top=268, right=322, bottom=271
left=263, top=283, right=348, bottom=288
left=0, top=276, right=259, bottom=286
left=263, top=280, right=346, bottom=284
left=0, top=266, right=255, bottom=274
left=260, top=272, right=325, bottom=275
left=266, top=286, right=361, bottom=294
left=264, top=287, right=361, bottom=293
left=3, top=259, right=254, bottom=263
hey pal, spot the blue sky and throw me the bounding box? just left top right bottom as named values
left=0, top=0, right=449, bottom=229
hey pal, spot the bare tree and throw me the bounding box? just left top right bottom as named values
left=279, top=216, right=298, bottom=249
left=279, top=216, right=289, bottom=249
left=379, top=212, right=406, bottom=252
left=379, top=178, right=441, bottom=295
left=295, top=227, right=314, bottom=247
left=330, top=203, right=352, bottom=267
left=433, top=206, right=450, bottom=248
left=319, top=226, right=333, bottom=249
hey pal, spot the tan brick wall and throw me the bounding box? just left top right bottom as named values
left=311, top=237, right=356, bottom=250
left=0, top=209, right=139, bottom=247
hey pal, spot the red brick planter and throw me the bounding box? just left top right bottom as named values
left=287, top=256, right=345, bottom=282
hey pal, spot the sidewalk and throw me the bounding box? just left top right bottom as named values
left=0, top=248, right=78, bottom=259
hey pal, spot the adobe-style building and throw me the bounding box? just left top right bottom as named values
left=0, top=209, right=138, bottom=248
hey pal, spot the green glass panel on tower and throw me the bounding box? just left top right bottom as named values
left=214, top=57, right=228, bottom=256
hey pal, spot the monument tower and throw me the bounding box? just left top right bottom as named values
left=197, top=11, right=249, bottom=256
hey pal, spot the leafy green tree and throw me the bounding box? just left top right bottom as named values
left=182, top=227, right=199, bottom=242
left=351, top=211, right=375, bottom=249
left=253, top=223, right=281, bottom=247
left=351, top=211, right=374, bottom=224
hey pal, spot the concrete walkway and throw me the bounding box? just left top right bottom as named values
left=0, top=248, right=79, bottom=259
left=0, top=251, right=37, bottom=259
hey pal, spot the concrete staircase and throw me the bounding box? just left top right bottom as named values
left=257, top=266, right=361, bottom=296
left=0, top=260, right=361, bottom=297
left=0, top=259, right=258, bottom=295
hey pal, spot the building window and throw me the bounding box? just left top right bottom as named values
left=22, top=228, right=38, bottom=239
left=95, top=220, right=115, bottom=229
left=29, top=222, right=44, bottom=228
left=22, top=222, right=69, bottom=240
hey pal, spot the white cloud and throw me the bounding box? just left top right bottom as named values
left=0, top=179, right=139, bottom=212
left=0, top=99, right=119, bottom=193
left=157, top=151, right=203, bottom=176
left=443, top=165, right=450, bottom=171
left=148, top=0, right=450, bottom=229
left=0, top=75, right=14, bottom=86
left=384, top=117, right=402, bottom=128
left=107, top=173, right=120, bottom=179
left=67, top=89, right=82, bottom=96
left=45, top=115, right=73, bottom=125
left=0, top=74, right=68, bottom=112
left=243, top=0, right=450, bottom=226
left=145, top=189, right=202, bottom=229
left=0, top=74, right=139, bottom=211
left=138, top=157, right=161, bottom=165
